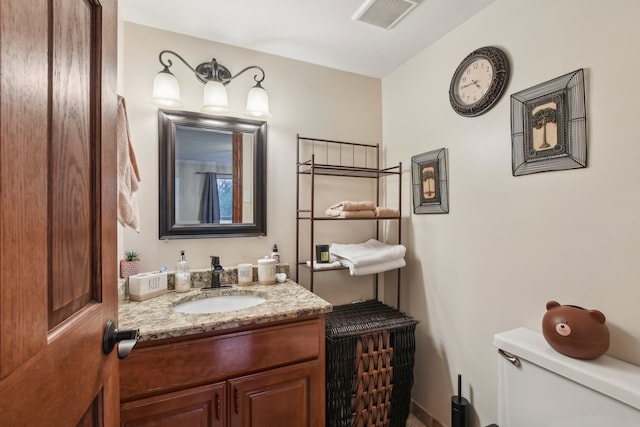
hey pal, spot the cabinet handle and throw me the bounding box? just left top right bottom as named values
left=234, top=388, right=239, bottom=414
left=215, top=392, right=220, bottom=420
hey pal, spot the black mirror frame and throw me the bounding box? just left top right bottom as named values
left=158, top=109, right=267, bottom=239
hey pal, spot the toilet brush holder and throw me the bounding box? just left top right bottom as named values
left=451, top=374, right=469, bottom=427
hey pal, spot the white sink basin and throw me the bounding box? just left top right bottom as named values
left=173, top=294, right=266, bottom=314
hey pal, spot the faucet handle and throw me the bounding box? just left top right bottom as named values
left=210, top=256, right=223, bottom=271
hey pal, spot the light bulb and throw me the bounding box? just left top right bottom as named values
left=202, top=80, right=230, bottom=114
left=150, top=69, right=182, bottom=108
left=244, top=84, right=271, bottom=119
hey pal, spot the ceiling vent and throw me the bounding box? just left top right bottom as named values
left=352, top=0, right=422, bottom=30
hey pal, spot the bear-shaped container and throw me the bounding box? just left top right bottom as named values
left=541, top=300, right=609, bottom=360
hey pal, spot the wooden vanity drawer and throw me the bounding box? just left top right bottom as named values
left=120, top=316, right=324, bottom=402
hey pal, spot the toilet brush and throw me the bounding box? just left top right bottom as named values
left=451, top=374, right=469, bottom=427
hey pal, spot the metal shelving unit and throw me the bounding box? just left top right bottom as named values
left=295, top=134, right=403, bottom=306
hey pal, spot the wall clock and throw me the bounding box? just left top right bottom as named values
left=449, top=46, right=510, bottom=117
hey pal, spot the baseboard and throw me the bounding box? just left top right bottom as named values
left=410, top=400, right=445, bottom=427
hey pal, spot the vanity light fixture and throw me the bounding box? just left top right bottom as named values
left=150, top=50, right=271, bottom=119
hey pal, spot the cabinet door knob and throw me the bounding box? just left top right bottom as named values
left=102, top=320, right=139, bottom=359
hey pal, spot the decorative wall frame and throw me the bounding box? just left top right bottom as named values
left=510, top=69, right=587, bottom=176
left=412, top=148, right=448, bottom=214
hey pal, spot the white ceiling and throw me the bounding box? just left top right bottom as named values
left=120, top=0, right=495, bottom=78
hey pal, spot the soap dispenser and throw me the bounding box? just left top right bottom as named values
left=271, top=244, right=280, bottom=263
left=174, top=250, right=191, bottom=293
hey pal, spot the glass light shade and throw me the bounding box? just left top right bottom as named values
left=150, top=70, right=183, bottom=108
left=201, top=80, right=230, bottom=114
left=244, top=85, right=271, bottom=119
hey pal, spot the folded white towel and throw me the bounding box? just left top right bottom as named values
left=330, top=239, right=406, bottom=267
left=339, top=257, right=406, bottom=276
left=306, top=260, right=342, bottom=270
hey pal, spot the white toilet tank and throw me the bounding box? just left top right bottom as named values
left=494, top=327, right=640, bottom=427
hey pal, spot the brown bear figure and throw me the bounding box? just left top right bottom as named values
left=542, top=301, right=609, bottom=360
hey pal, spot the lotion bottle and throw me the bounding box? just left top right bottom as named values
left=271, top=244, right=280, bottom=263
left=174, top=250, right=191, bottom=293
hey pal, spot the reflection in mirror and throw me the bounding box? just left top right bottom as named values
left=174, top=126, right=254, bottom=224
left=159, top=110, right=266, bottom=238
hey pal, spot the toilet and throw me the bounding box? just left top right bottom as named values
left=493, top=327, right=640, bottom=427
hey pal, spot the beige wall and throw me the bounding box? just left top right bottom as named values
left=120, top=22, right=383, bottom=304
left=382, top=0, right=640, bottom=425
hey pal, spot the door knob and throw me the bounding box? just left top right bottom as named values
left=103, top=320, right=140, bottom=359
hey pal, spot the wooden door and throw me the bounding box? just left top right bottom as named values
left=0, top=0, right=119, bottom=425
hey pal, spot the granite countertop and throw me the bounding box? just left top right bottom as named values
left=118, top=281, right=333, bottom=342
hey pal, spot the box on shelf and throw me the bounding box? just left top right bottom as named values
left=128, top=271, right=168, bottom=301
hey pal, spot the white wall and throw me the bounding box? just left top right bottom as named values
left=120, top=22, right=383, bottom=304
left=382, top=0, right=640, bottom=425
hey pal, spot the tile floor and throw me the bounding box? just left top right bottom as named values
left=406, top=413, right=427, bottom=427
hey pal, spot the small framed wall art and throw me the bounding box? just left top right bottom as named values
left=510, top=68, right=587, bottom=176
left=411, top=148, right=449, bottom=214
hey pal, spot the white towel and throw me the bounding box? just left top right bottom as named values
left=306, top=260, right=342, bottom=270
left=117, top=96, right=141, bottom=232
left=330, top=239, right=406, bottom=267
left=340, top=257, right=406, bottom=276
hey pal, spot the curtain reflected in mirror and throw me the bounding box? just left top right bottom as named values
left=197, top=172, right=221, bottom=223
left=159, top=110, right=266, bottom=238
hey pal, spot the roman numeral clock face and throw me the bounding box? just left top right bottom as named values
left=449, top=46, right=510, bottom=117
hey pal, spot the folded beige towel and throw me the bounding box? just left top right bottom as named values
left=328, top=200, right=375, bottom=211
left=375, top=207, right=400, bottom=217
left=325, top=208, right=376, bottom=218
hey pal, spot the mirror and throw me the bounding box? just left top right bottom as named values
left=158, top=109, right=267, bottom=238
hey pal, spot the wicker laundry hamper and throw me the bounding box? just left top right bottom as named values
left=325, top=300, right=418, bottom=427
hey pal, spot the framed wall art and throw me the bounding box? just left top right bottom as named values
left=411, top=148, right=448, bottom=214
left=510, top=68, right=587, bottom=176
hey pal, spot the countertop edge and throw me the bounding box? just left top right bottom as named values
left=119, top=281, right=332, bottom=342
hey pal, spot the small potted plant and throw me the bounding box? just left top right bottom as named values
left=120, top=251, right=141, bottom=279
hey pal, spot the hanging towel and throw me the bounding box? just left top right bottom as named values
left=328, top=200, right=375, bottom=211
left=117, top=96, right=141, bottom=232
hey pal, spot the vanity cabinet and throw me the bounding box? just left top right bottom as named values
left=119, top=316, right=325, bottom=427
